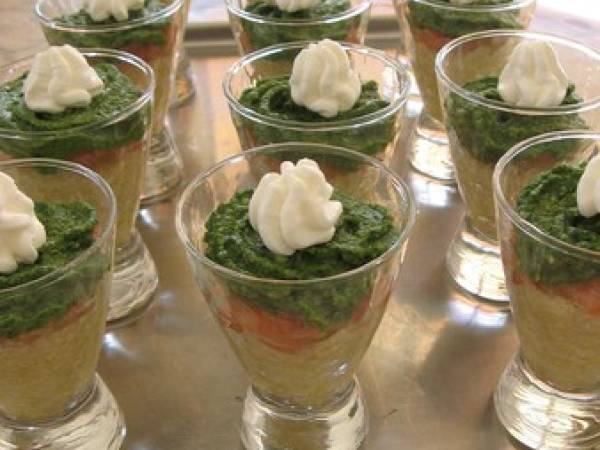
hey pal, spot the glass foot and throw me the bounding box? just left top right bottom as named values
left=446, top=219, right=508, bottom=302
left=495, top=353, right=600, bottom=450
left=169, top=52, right=196, bottom=109
left=141, top=127, right=183, bottom=206
left=108, top=230, right=158, bottom=324
left=241, top=379, right=367, bottom=450
left=409, top=112, right=455, bottom=182
left=0, top=375, right=125, bottom=450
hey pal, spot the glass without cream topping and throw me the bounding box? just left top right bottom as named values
left=577, top=155, right=600, bottom=218
left=248, top=159, right=343, bottom=256
left=290, top=39, right=361, bottom=118
left=264, top=0, right=320, bottom=12
left=0, top=173, right=46, bottom=274
left=23, top=45, right=104, bottom=114
left=84, top=0, right=145, bottom=21
left=498, top=41, right=568, bottom=108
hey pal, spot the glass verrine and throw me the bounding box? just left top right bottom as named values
left=493, top=131, right=600, bottom=449
left=224, top=41, right=411, bottom=169
left=170, top=0, right=195, bottom=108
left=436, top=30, right=600, bottom=301
left=176, top=143, right=415, bottom=450
left=226, top=0, right=372, bottom=63
left=396, top=0, right=535, bottom=181
left=36, top=0, right=186, bottom=204
left=0, top=159, right=122, bottom=449
left=0, top=49, right=157, bottom=323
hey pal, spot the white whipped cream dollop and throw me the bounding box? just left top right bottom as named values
left=577, top=155, right=600, bottom=218
left=290, top=39, right=361, bottom=118
left=249, top=159, right=343, bottom=256
left=266, top=0, right=319, bottom=12
left=0, top=173, right=46, bottom=274
left=498, top=41, right=568, bottom=108
left=23, top=45, right=104, bottom=114
left=84, top=0, right=145, bottom=22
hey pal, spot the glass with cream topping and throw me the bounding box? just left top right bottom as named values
left=35, top=0, right=186, bottom=204
left=435, top=30, right=600, bottom=302
left=176, top=142, right=415, bottom=450
left=0, top=159, right=123, bottom=449
left=493, top=131, right=600, bottom=450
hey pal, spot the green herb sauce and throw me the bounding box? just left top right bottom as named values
left=516, top=164, right=600, bottom=284
left=204, top=190, right=398, bottom=329
left=0, top=202, right=105, bottom=338
left=0, top=63, right=146, bottom=159
left=445, top=76, right=586, bottom=164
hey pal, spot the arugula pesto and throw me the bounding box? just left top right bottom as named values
left=516, top=164, right=600, bottom=284
left=238, top=76, right=394, bottom=157
left=0, top=202, right=105, bottom=338
left=204, top=190, right=398, bottom=329
left=0, top=63, right=146, bottom=159
left=445, top=76, right=586, bottom=164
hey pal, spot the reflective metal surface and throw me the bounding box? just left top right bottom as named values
left=98, top=53, right=524, bottom=450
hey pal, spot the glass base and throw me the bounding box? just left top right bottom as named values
left=141, top=127, right=183, bottom=206
left=495, top=353, right=600, bottom=449
left=446, top=219, right=508, bottom=302
left=169, top=52, right=196, bottom=109
left=108, top=230, right=158, bottom=324
left=409, top=112, right=455, bottom=183
left=0, top=375, right=125, bottom=450
left=241, top=378, right=367, bottom=450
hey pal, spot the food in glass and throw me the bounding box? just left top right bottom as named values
left=170, top=0, right=196, bottom=108
left=0, top=47, right=157, bottom=322
left=435, top=30, right=600, bottom=301
left=36, top=0, right=186, bottom=203
left=493, top=131, right=600, bottom=450
left=224, top=40, right=410, bottom=168
left=0, top=159, right=122, bottom=449
left=395, top=0, right=535, bottom=181
left=176, top=143, right=415, bottom=450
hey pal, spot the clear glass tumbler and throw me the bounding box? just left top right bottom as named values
left=436, top=30, right=600, bottom=301
left=36, top=0, right=186, bottom=204
left=176, top=143, right=415, bottom=450
left=493, top=131, right=600, bottom=449
left=226, top=0, right=372, bottom=61
left=396, top=0, right=535, bottom=181
left=224, top=41, right=411, bottom=166
left=170, top=0, right=195, bottom=108
left=0, top=159, right=123, bottom=449
left=0, top=49, right=158, bottom=323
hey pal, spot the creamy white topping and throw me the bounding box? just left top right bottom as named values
left=577, top=155, right=600, bottom=218
left=290, top=39, right=361, bottom=118
left=266, top=0, right=319, bottom=12
left=498, top=41, right=568, bottom=108
left=0, top=173, right=46, bottom=274
left=23, top=45, right=104, bottom=114
left=248, top=159, right=343, bottom=256
left=84, top=0, right=145, bottom=22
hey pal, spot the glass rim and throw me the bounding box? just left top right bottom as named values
left=408, top=0, right=535, bottom=13
left=35, top=0, right=184, bottom=33
left=225, top=0, right=372, bottom=25
left=175, top=142, right=416, bottom=286
left=0, top=158, right=116, bottom=294
left=0, top=48, right=155, bottom=139
left=493, top=130, right=600, bottom=262
left=435, top=30, right=600, bottom=116
left=223, top=41, right=411, bottom=131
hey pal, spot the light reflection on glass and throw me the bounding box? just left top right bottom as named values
left=409, top=171, right=456, bottom=208
left=448, top=293, right=510, bottom=329
left=103, top=332, right=134, bottom=358
left=138, top=208, right=160, bottom=230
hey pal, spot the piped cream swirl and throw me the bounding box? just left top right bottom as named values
left=577, top=155, right=600, bottom=218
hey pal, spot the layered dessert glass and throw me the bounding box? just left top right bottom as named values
left=0, top=49, right=157, bottom=323
left=176, top=143, right=415, bottom=450
left=436, top=31, right=600, bottom=301
left=0, top=159, right=122, bottom=449
left=36, top=0, right=186, bottom=204
left=493, top=131, right=600, bottom=450
left=396, top=0, right=535, bottom=181
left=226, top=0, right=372, bottom=63
left=224, top=41, right=411, bottom=167
left=170, top=0, right=195, bottom=108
